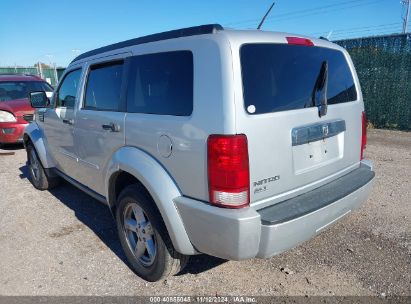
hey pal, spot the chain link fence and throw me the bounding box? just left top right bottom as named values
left=335, top=33, right=411, bottom=130
left=0, top=66, right=65, bottom=87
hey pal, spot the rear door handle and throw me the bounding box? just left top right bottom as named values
left=62, top=119, right=74, bottom=125
left=102, top=122, right=120, bottom=132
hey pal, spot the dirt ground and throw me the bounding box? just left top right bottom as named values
left=0, top=129, right=410, bottom=296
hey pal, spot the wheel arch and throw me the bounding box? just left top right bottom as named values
left=23, top=123, right=55, bottom=168
left=105, top=146, right=196, bottom=255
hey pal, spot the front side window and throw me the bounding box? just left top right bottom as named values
left=127, top=51, right=193, bottom=116
left=240, top=44, right=357, bottom=115
left=84, top=62, right=123, bottom=111
left=56, top=69, right=82, bottom=108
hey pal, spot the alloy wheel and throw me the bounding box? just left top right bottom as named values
left=123, top=202, right=157, bottom=267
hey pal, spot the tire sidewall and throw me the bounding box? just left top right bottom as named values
left=115, top=186, right=169, bottom=282
left=27, top=144, right=46, bottom=189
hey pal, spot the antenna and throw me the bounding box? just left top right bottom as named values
left=257, top=1, right=276, bottom=30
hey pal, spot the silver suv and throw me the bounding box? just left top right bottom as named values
left=24, top=24, right=375, bottom=282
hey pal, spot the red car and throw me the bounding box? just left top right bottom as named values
left=0, top=74, right=53, bottom=145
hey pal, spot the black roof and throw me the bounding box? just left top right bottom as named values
left=71, top=24, right=224, bottom=63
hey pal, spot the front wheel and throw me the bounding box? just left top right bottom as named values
left=116, top=184, right=189, bottom=281
left=26, top=143, right=59, bottom=190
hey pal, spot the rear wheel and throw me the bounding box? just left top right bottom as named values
left=116, top=184, right=189, bottom=281
left=26, top=143, right=59, bottom=190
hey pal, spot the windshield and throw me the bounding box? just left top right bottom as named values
left=240, top=44, right=357, bottom=115
left=0, top=81, right=53, bottom=102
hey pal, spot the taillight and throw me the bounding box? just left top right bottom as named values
left=361, top=112, right=367, bottom=160
left=286, top=37, right=314, bottom=46
left=207, top=134, right=249, bottom=208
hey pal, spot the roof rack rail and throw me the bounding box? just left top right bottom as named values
left=319, top=36, right=329, bottom=41
left=72, top=24, right=224, bottom=63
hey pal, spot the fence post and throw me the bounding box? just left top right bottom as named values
left=37, top=61, right=44, bottom=79
left=53, top=63, right=58, bottom=86
left=37, top=62, right=41, bottom=77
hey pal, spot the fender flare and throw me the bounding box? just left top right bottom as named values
left=105, top=146, right=196, bottom=255
left=23, top=123, right=56, bottom=168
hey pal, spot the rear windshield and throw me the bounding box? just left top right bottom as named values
left=240, top=44, right=357, bottom=115
left=0, top=81, right=53, bottom=102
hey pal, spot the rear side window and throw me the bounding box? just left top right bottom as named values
left=127, top=51, right=193, bottom=116
left=84, top=62, right=123, bottom=111
left=240, top=44, right=357, bottom=115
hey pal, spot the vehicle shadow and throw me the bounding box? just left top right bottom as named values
left=19, top=164, right=226, bottom=276
left=0, top=143, right=24, bottom=150
left=178, top=255, right=226, bottom=276
left=0, top=143, right=24, bottom=155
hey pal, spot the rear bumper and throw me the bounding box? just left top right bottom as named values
left=0, top=121, right=27, bottom=144
left=174, top=161, right=375, bottom=260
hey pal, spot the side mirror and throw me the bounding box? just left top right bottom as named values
left=29, top=91, right=49, bottom=108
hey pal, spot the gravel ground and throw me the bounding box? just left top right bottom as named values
left=0, top=129, right=410, bottom=296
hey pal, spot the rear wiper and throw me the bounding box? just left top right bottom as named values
left=311, top=60, right=328, bottom=117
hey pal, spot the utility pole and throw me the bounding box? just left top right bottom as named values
left=402, top=0, right=411, bottom=33
left=45, top=54, right=54, bottom=67
left=71, top=49, right=81, bottom=59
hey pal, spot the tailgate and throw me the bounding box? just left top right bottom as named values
left=235, top=42, right=363, bottom=205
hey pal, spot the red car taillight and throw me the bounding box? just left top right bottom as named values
left=361, top=111, right=367, bottom=160
left=207, top=134, right=250, bottom=208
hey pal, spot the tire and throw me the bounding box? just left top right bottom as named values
left=116, top=184, right=189, bottom=282
left=26, top=143, right=59, bottom=190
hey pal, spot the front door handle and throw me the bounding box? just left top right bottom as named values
left=102, top=122, right=120, bottom=132
left=62, top=119, right=74, bottom=125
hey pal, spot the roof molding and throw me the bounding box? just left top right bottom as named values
left=71, top=24, right=224, bottom=63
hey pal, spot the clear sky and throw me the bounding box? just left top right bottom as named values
left=0, top=0, right=405, bottom=67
